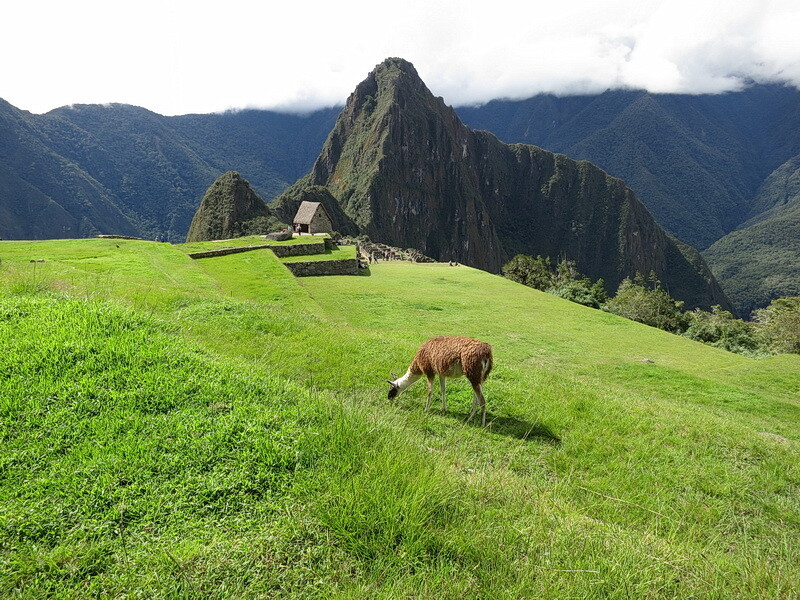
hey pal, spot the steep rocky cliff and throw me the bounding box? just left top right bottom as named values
left=186, top=171, right=283, bottom=242
left=274, top=58, right=730, bottom=310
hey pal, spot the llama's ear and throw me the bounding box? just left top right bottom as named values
left=391, top=372, right=398, bottom=379
left=386, top=379, right=394, bottom=384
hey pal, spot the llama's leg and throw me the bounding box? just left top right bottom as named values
left=424, top=375, right=435, bottom=411
left=466, top=383, right=486, bottom=426
left=439, top=375, right=447, bottom=412
left=478, top=386, right=487, bottom=427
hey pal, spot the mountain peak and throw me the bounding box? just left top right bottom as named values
left=373, top=57, right=420, bottom=78
left=186, top=171, right=282, bottom=242
left=276, top=62, right=732, bottom=310
left=347, top=58, right=431, bottom=111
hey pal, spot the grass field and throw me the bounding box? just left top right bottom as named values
left=1, top=238, right=798, bottom=598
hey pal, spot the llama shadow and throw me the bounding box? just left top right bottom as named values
left=445, top=410, right=561, bottom=444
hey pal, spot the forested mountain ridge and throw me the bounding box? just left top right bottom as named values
left=0, top=99, right=337, bottom=241
left=704, top=153, right=800, bottom=315
left=186, top=171, right=283, bottom=243
left=457, top=84, right=800, bottom=250
left=456, top=85, right=800, bottom=315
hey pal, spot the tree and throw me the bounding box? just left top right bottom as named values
left=753, top=297, right=800, bottom=354
left=550, top=259, right=607, bottom=308
left=502, top=255, right=607, bottom=308
left=501, top=255, right=554, bottom=290
left=604, top=273, right=688, bottom=333
left=683, top=306, right=760, bottom=355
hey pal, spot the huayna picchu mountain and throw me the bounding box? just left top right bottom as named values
left=273, top=58, right=731, bottom=311
left=186, top=171, right=284, bottom=242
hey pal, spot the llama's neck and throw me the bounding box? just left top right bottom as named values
left=395, top=369, right=422, bottom=392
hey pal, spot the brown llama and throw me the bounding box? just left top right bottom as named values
left=387, top=336, right=493, bottom=426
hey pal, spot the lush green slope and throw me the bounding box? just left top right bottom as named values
left=705, top=154, right=800, bottom=316
left=1, top=239, right=798, bottom=598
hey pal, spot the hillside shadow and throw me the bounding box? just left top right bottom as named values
left=445, top=410, right=561, bottom=444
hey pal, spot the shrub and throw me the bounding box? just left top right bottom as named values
left=502, top=254, right=554, bottom=290
left=502, top=255, right=607, bottom=308
left=604, top=273, right=688, bottom=333
left=684, top=306, right=761, bottom=355
left=753, top=297, right=800, bottom=354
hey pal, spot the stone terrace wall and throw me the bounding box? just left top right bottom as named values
left=270, top=243, right=326, bottom=257
left=283, top=259, right=359, bottom=277
left=188, top=242, right=324, bottom=260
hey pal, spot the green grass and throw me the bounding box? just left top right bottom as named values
left=1, top=238, right=799, bottom=598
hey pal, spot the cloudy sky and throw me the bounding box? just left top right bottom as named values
left=2, top=0, right=799, bottom=116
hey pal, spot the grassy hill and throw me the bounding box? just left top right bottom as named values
left=1, top=238, right=798, bottom=598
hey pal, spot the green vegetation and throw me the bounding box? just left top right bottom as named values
left=279, top=245, right=356, bottom=263
left=185, top=172, right=285, bottom=243
left=1, top=238, right=799, bottom=598
left=684, top=305, right=762, bottom=355
left=604, top=273, right=688, bottom=333
left=754, top=297, right=800, bottom=355
left=178, top=235, right=326, bottom=254
left=704, top=155, right=800, bottom=317
left=502, top=254, right=607, bottom=308
left=504, top=254, right=799, bottom=357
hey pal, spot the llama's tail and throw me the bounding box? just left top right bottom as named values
left=482, top=353, right=493, bottom=380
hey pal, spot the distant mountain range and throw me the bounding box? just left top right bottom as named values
left=457, top=86, right=800, bottom=315
left=1, top=64, right=798, bottom=315
left=0, top=98, right=337, bottom=241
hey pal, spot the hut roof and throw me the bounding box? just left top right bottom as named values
left=293, top=201, right=328, bottom=224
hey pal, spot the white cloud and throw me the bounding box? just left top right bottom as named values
left=1, top=0, right=798, bottom=115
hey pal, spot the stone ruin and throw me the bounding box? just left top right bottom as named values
left=343, top=239, right=435, bottom=264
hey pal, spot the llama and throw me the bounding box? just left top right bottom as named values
left=387, top=336, right=493, bottom=426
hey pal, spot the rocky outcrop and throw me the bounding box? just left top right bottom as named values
left=186, top=171, right=284, bottom=242
left=273, top=58, right=731, bottom=310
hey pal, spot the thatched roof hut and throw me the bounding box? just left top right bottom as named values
left=293, top=201, right=333, bottom=235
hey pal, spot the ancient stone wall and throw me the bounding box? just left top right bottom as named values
left=188, top=242, right=324, bottom=259
left=283, top=258, right=359, bottom=276
left=270, top=243, right=326, bottom=257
